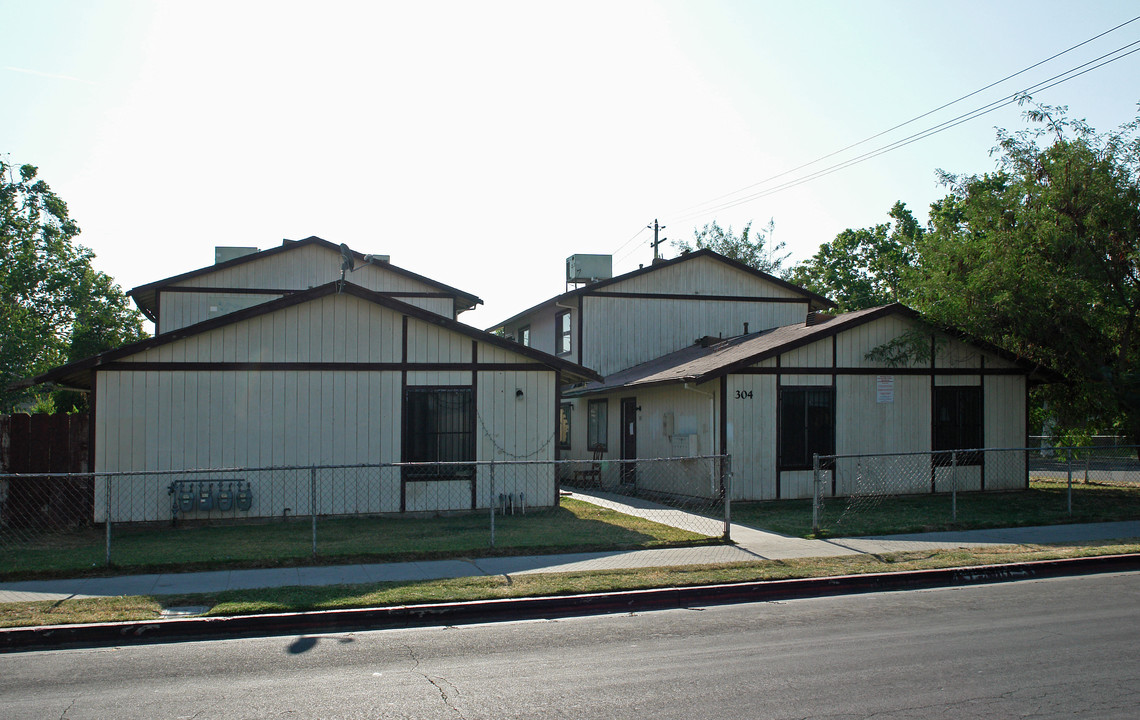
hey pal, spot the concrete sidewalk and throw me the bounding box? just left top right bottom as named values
left=3, top=514, right=1138, bottom=605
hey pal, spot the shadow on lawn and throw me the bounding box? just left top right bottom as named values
left=0, top=500, right=709, bottom=581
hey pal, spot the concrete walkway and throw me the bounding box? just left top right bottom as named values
left=2, top=488, right=1138, bottom=604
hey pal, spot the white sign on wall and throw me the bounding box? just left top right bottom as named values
left=876, top=375, right=895, bottom=403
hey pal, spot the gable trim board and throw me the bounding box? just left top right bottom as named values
left=129, top=236, right=483, bottom=327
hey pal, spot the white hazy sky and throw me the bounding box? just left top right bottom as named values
left=3, top=0, right=1138, bottom=331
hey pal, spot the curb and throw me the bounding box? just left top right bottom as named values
left=4, top=553, right=1139, bottom=652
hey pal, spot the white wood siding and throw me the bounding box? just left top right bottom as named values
left=562, top=381, right=721, bottom=498
left=500, top=255, right=812, bottom=376
left=726, top=374, right=778, bottom=500
left=156, top=243, right=461, bottom=331
left=501, top=302, right=575, bottom=364
left=583, top=296, right=806, bottom=376
left=93, top=293, right=560, bottom=521
left=722, top=313, right=1028, bottom=501
left=604, top=255, right=804, bottom=297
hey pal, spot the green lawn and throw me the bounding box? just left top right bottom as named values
left=731, top=479, right=1140, bottom=538
left=0, top=498, right=710, bottom=580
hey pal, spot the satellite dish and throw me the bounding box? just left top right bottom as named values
left=339, top=243, right=355, bottom=273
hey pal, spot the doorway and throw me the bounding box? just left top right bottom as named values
left=620, top=397, right=637, bottom=488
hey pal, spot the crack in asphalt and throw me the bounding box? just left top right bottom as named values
left=403, top=644, right=464, bottom=718
left=58, top=698, right=77, bottom=720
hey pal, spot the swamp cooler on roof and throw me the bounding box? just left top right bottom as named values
left=566, top=254, right=612, bottom=284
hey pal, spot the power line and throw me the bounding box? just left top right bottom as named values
left=610, top=225, right=649, bottom=257
left=672, top=37, right=1140, bottom=222
left=674, top=16, right=1140, bottom=220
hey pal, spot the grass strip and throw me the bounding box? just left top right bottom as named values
left=4, top=539, right=1137, bottom=629
left=0, top=498, right=712, bottom=580
left=730, top=479, right=1140, bottom=537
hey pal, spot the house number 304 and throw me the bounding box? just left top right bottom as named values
left=734, top=390, right=753, bottom=399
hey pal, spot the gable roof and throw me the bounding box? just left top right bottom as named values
left=565, top=303, right=1061, bottom=395
left=487, top=248, right=836, bottom=331
left=27, top=281, right=599, bottom=390
left=128, top=236, right=483, bottom=322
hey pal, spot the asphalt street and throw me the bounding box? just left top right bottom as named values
left=3, top=571, right=1138, bottom=719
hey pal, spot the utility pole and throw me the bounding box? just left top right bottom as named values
left=648, top=219, right=667, bottom=263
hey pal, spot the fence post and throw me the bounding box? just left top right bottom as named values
left=812, top=453, right=821, bottom=535
left=722, top=455, right=732, bottom=542
left=951, top=450, right=958, bottom=522
left=1067, top=452, right=1073, bottom=516
left=1084, top=450, right=1090, bottom=484
left=104, top=474, right=112, bottom=567
left=489, top=463, right=496, bottom=548
left=310, top=467, right=318, bottom=557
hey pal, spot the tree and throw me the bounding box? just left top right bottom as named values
left=787, top=201, right=922, bottom=312
left=674, top=218, right=790, bottom=275
left=910, top=100, right=1140, bottom=440
left=1, top=160, right=146, bottom=412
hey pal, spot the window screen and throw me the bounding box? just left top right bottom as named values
left=404, top=387, right=474, bottom=478
left=933, top=386, right=983, bottom=465
left=779, top=387, right=835, bottom=469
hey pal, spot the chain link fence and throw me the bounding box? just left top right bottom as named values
left=0, top=456, right=729, bottom=576
left=812, top=445, right=1140, bottom=534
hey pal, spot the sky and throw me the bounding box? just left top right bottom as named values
left=3, top=0, right=1139, bottom=331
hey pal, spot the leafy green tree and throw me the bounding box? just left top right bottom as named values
left=674, top=218, right=790, bottom=275
left=787, top=201, right=922, bottom=311
left=1, top=160, right=146, bottom=412
left=911, top=100, right=1140, bottom=440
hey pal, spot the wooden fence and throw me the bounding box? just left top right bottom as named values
left=0, top=413, right=92, bottom=530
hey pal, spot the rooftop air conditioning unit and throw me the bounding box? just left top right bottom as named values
left=566, top=254, right=613, bottom=285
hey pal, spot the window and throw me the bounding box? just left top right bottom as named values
left=933, top=386, right=983, bottom=465
left=559, top=402, right=572, bottom=450
left=404, top=387, right=474, bottom=478
left=518, top=325, right=530, bottom=347
left=779, top=387, right=834, bottom=469
left=556, top=310, right=571, bottom=355
left=587, top=399, right=608, bottom=451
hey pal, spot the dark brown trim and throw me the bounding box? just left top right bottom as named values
left=1025, top=380, right=1031, bottom=489
left=718, top=378, right=727, bottom=457
left=160, top=286, right=455, bottom=299
left=88, top=374, right=97, bottom=474
left=931, top=335, right=936, bottom=493
left=577, top=300, right=584, bottom=367
left=95, top=362, right=555, bottom=373
left=980, top=356, right=986, bottom=492
left=401, top=316, right=409, bottom=364
left=160, top=286, right=300, bottom=296
left=555, top=372, right=563, bottom=465
left=400, top=317, right=408, bottom=513
left=487, top=247, right=836, bottom=330
left=129, top=235, right=481, bottom=306
left=831, top=336, right=837, bottom=496
left=776, top=354, right=781, bottom=500
left=585, top=291, right=812, bottom=304
left=471, top=340, right=478, bottom=510
left=732, top=366, right=1026, bottom=376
